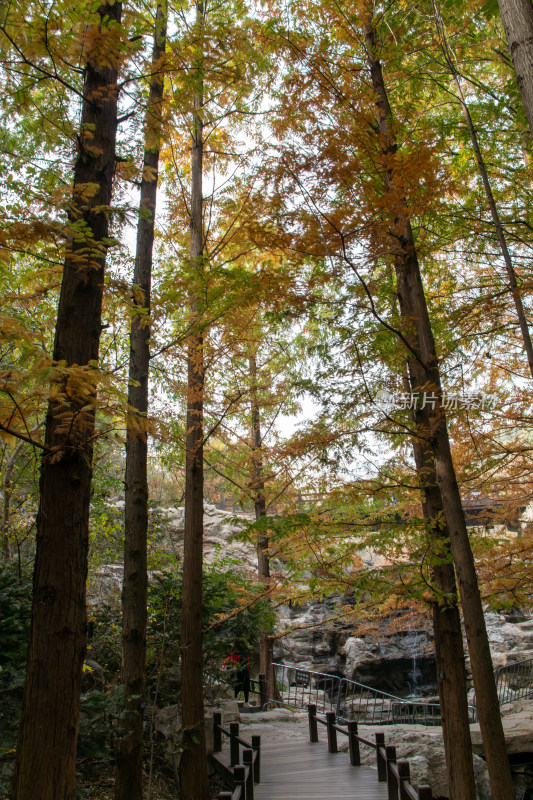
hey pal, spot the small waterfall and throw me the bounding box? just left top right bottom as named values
left=407, top=631, right=423, bottom=698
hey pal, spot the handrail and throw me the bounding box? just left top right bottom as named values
left=339, top=675, right=457, bottom=726
left=270, top=662, right=343, bottom=715
left=216, top=722, right=258, bottom=751
left=273, top=658, right=533, bottom=724
left=212, top=713, right=261, bottom=800
left=270, top=662, right=478, bottom=725
left=307, top=704, right=432, bottom=800
left=493, top=656, right=533, bottom=706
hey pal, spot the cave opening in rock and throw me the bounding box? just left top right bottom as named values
left=353, top=656, right=438, bottom=698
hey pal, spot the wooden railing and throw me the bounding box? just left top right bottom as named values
left=212, top=713, right=261, bottom=800
left=307, top=704, right=433, bottom=800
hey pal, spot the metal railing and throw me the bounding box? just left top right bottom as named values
left=271, top=663, right=477, bottom=725
left=493, top=657, right=533, bottom=705
left=270, top=663, right=342, bottom=715
left=338, top=677, right=456, bottom=726
left=270, top=659, right=533, bottom=725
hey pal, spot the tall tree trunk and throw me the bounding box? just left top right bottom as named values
left=411, top=438, right=476, bottom=800
left=249, top=353, right=274, bottom=697
left=13, top=5, right=122, bottom=799
left=364, top=21, right=514, bottom=800
left=498, top=0, right=533, bottom=139
left=398, top=358, right=475, bottom=800
left=179, top=3, right=210, bottom=796
left=433, top=1, right=533, bottom=380
left=115, top=6, right=167, bottom=800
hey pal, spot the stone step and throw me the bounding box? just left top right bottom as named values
left=238, top=701, right=262, bottom=713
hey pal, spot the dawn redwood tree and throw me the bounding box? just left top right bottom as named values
left=179, top=1, right=210, bottom=795
left=115, top=4, right=167, bottom=799
left=497, top=0, right=533, bottom=139
left=158, top=3, right=270, bottom=789
left=249, top=351, right=275, bottom=693
left=13, top=2, right=123, bottom=799
left=364, top=18, right=515, bottom=800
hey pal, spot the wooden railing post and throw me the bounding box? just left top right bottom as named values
left=243, top=749, right=254, bottom=799
left=259, top=672, right=267, bottom=708
left=233, top=765, right=245, bottom=797
left=398, top=760, right=410, bottom=800
left=326, top=711, right=338, bottom=753
left=376, top=732, right=386, bottom=781
left=348, top=720, right=360, bottom=766
left=418, top=786, right=432, bottom=800
left=386, top=745, right=398, bottom=800
left=308, top=704, right=318, bottom=743
left=252, top=734, right=261, bottom=782
left=213, top=712, right=222, bottom=753
left=230, top=721, right=240, bottom=766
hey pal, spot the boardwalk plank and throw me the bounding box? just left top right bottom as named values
left=253, top=739, right=389, bottom=800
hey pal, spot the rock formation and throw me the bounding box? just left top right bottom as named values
left=90, top=500, right=533, bottom=701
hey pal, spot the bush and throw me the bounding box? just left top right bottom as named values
left=0, top=556, right=276, bottom=796
left=0, top=561, right=32, bottom=796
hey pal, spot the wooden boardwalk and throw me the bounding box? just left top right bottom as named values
left=253, top=738, right=388, bottom=800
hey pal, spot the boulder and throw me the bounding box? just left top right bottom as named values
left=471, top=700, right=533, bottom=755
left=343, top=637, right=374, bottom=674
left=153, top=704, right=215, bottom=755
left=154, top=704, right=181, bottom=740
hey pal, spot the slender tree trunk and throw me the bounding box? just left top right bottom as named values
left=365, top=22, right=514, bottom=800
left=115, top=6, right=167, bottom=800
left=13, top=6, right=122, bottom=799
left=1, top=441, right=23, bottom=563
left=411, top=438, right=476, bottom=800
left=179, top=3, right=210, bottom=796
left=433, top=2, right=533, bottom=379
left=1, top=476, right=10, bottom=564
left=394, top=297, right=475, bottom=797
left=249, top=353, right=274, bottom=695
left=498, top=0, right=533, bottom=139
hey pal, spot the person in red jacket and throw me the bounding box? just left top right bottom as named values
left=223, top=652, right=250, bottom=702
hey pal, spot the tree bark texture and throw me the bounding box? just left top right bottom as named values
left=365, top=22, right=514, bottom=800
left=411, top=438, right=476, bottom=800
left=13, top=5, right=122, bottom=799
left=498, top=0, right=533, bottom=139
left=179, top=3, right=210, bottom=796
left=115, top=6, right=167, bottom=800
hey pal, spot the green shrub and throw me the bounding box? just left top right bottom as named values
left=0, top=555, right=276, bottom=796
left=0, top=561, right=32, bottom=796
